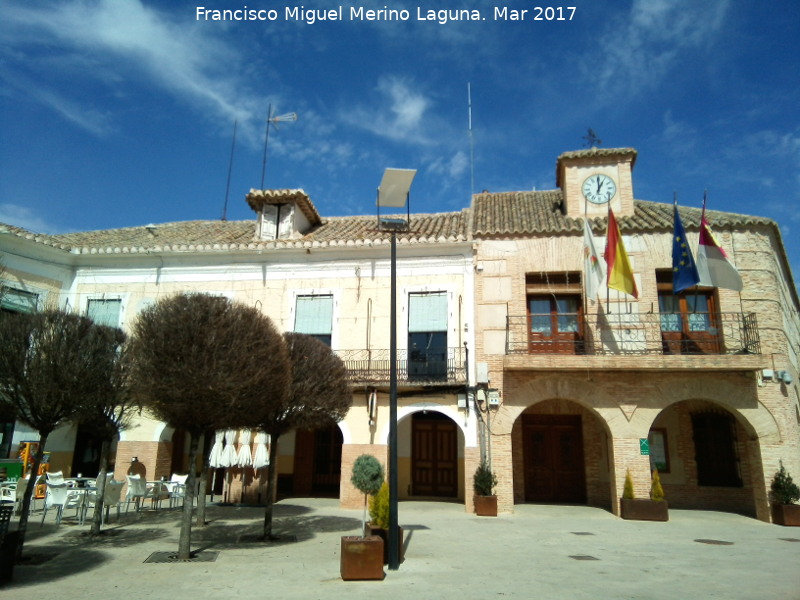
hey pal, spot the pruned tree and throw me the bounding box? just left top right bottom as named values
left=128, top=293, right=289, bottom=560
left=245, top=332, right=352, bottom=540
left=0, top=309, right=123, bottom=561
left=74, top=326, right=140, bottom=536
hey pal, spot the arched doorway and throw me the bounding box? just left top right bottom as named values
left=649, top=400, right=759, bottom=517
left=410, top=411, right=459, bottom=498
left=512, top=399, right=611, bottom=509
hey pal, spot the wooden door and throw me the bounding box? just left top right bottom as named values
left=412, top=413, right=458, bottom=497
left=523, top=415, right=586, bottom=503
left=293, top=425, right=343, bottom=497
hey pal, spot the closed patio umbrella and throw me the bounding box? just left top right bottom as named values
left=220, top=429, right=238, bottom=502
left=208, top=430, right=225, bottom=502
left=252, top=431, right=270, bottom=472
left=236, top=430, right=253, bottom=503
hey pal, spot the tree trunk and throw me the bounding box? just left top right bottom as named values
left=262, top=434, right=280, bottom=540
left=178, top=432, right=200, bottom=560
left=90, top=438, right=112, bottom=536
left=15, top=433, right=49, bottom=563
left=196, top=432, right=209, bottom=527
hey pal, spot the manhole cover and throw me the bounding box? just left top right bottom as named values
left=569, top=554, right=599, bottom=560
left=571, top=532, right=595, bottom=536
left=694, top=539, right=734, bottom=545
left=779, top=538, right=800, bottom=542
left=144, top=551, right=219, bottom=563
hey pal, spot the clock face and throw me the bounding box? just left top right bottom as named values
left=582, top=174, right=617, bottom=204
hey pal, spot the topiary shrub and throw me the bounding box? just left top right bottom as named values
left=650, top=468, right=665, bottom=502
left=369, top=481, right=390, bottom=530
left=770, top=460, right=800, bottom=505
left=622, top=469, right=635, bottom=500
left=351, top=454, right=384, bottom=536
left=473, top=462, right=497, bottom=497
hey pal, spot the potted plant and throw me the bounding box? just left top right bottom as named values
left=473, top=462, right=498, bottom=516
left=770, top=460, right=800, bottom=526
left=368, top=481, right=404, bottom=564
left=619, top=468, right=669, bottom=522
left=341, top=454, right=385, bottom=580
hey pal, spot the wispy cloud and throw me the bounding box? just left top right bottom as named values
left=584, top=0, right=730, bottom=100
left=1, top=0, right=265, bottom=140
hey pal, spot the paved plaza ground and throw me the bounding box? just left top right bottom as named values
left=3, top=497, right=800, bottom=599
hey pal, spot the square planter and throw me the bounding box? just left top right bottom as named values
left=340, top=535, right=384, bottom=581
left=771, top=503, right=800, bottom=526
left=620, top=498, right=669, bottom=522
left=474, top=495, right=498, bottom=517
left=368, top=525, right=404, bottom=564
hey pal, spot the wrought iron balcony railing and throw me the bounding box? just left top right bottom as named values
left=335, top=347, right=467, bottom=385
left=506, top=312, right=760, bottom=356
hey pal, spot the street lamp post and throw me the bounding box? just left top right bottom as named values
left=377, top=168, right=416, bottom=571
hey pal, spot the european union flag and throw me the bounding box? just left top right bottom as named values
left=672, top=203, right=700, bottom=293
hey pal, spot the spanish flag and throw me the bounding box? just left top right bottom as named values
left=604, top=208, right=639, bottom=298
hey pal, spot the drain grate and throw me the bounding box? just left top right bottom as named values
left=569, top=554, right=599, bottom=560
left=694, top=539, right=734, bottom=545
left=144, top=551, right=219, bottom=564
left=779, top=538, right=800, bottom=543
left=571, top=532, right=595, bottom=536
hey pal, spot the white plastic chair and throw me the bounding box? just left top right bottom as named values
left=5, top=478, right=33, bottom=515
left=41, top=482, right=75, bottom=526
left=167, top=474, right=188, bottom=508
left=46, top=471, right=65, bottom=485
left=125, top=474, right=161, bottom=511
left=101, top=480, right=124, bottom=525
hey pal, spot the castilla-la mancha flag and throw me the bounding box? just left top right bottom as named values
left=696, top=202, right=743, bottom=291
left=603, top=208, right=639, bottom=298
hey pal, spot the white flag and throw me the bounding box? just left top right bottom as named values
left=583, top=219, right=605, bottom=303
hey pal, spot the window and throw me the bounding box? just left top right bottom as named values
left=259, top=204, right=294, bottom=240
left=294, top=295, right=333, bottom=346
left=691, top=411, right=742, bottom=487
left=656, top=271, right=719, bottom=354
left=87, top=298, right=122, bottom=327
left=525, top=273, right=583, bottom=355
left=1, top=287, right=39, bottom=313
left=408, top=292, right=448, bottom=381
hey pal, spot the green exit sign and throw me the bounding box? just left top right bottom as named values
left=640, top=438, right=650, bottom=455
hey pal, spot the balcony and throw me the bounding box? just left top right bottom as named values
left=504, top=312, right=763, bottom=372
left=336, top=347, right=467, bottom=386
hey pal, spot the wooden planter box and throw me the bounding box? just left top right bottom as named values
left=620, top=499, right=669, bottom=522
left=474, top=495, right=498, bottom=517
left=771, top=503, right=800, bottom=526
left=368, top=525, right=404, bottom=564
left=340, top=535, right=384, bottom=580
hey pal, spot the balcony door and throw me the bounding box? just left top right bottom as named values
left=527, top=295, right=583, bottom=354
left=408, top=292, right=448, bottom=381
left=658, top=290, right=720, bottom=354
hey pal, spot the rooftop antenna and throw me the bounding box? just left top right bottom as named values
left=221, top=119, right=237, bottom=221
left=260, top=104, right=298, bottom=190
left=468, top=83, right=475, bottom=198
left=583, top=128, right=602, bottom=148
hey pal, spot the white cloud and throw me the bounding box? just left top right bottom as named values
left=585, top=0, right=730, bottom=100
left=344, top=76, right=433, bottom=145
left=0, top=203, right=63, bottom=234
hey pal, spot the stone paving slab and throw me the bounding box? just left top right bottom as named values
left=3, top=498, right=800, bottom=599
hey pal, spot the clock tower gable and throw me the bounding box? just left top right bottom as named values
left=556, top=147, right=637, bottom=219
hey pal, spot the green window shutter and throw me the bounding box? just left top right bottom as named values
left=0, top=288, right=39, bottom=313
left=87, top=298, right=122, bottom=327
left=408, top=292, right=447, bottom=333
left=294, top=295, right=333, bottom=335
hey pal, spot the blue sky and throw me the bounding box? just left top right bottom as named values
left=1, top=1, right=798, bottom=275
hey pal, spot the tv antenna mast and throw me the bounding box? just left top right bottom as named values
left=260, top=104, right=298, bottom=189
